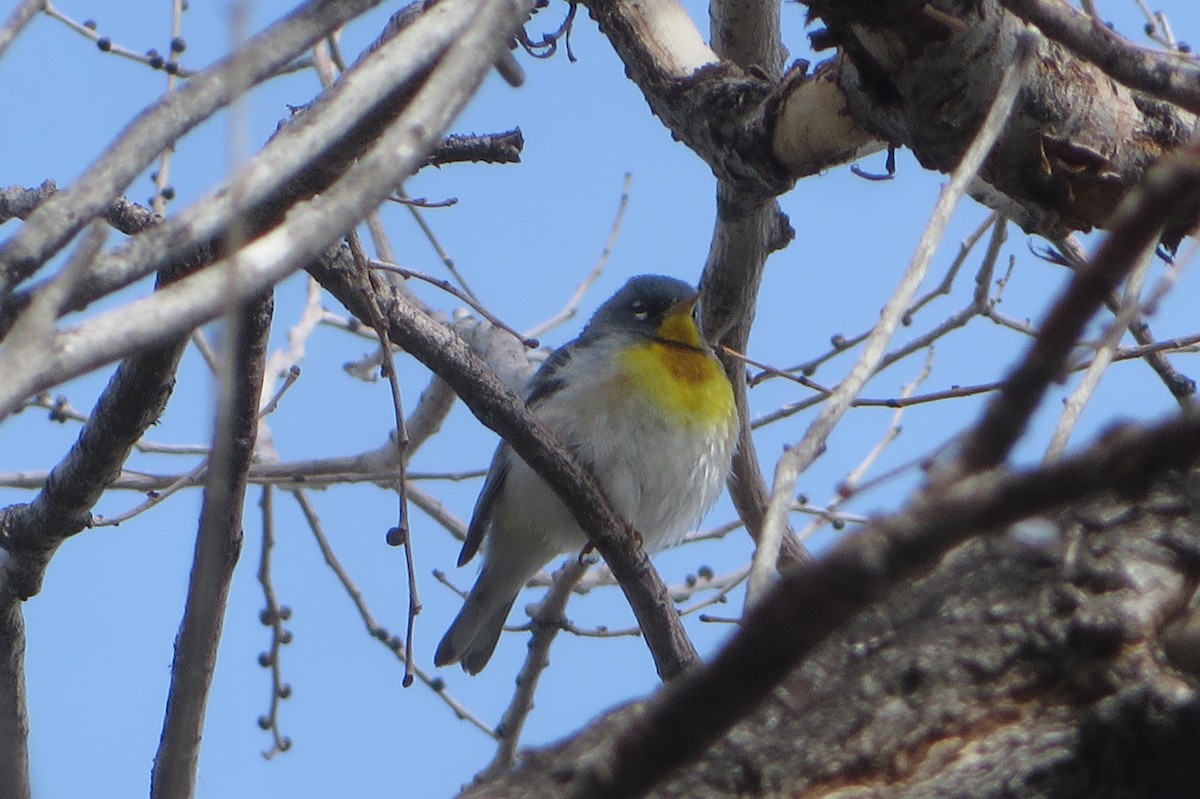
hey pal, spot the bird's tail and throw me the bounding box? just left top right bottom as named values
left=435, top=549, right=543, bottom=674
left=435, top=594, right=516, bottom=675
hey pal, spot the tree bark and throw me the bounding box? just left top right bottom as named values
left=460, top=469, right=1200, bottom=798
left=801, top=0, right=1199, bottom=243
left=582, top=0, right=1198, bottom=241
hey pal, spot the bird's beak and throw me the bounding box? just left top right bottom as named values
left=664, top=292, right=701, bottom=321
left=657, top=292, right=705, bottom=348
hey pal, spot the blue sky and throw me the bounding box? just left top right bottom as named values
left=2, top=1, right=1199, bottom=796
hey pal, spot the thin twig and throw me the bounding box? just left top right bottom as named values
left=525, top=172, right=632, bottom=339
left=399, top=189, right=479, bottom=300
left=483, top=559, right=589, bottom=777
left=290, top=490, right=494, bottom=737
left=92, top=460, right=208, bottom=526
left=1044, top=237, right=1156, bottom=460
left=42, top=1, right=197, bottom=76
left=1133, top=0, right=1179, bottom=50
left=1053, top=234, right=1195, bottom=403
left=795, top=350, right=934, bottom=544
left=905, top=212, right=999, bottom=319
left=954, top=141, right=1200, bottom=474
left=347, top=232, right=418, bottom=686
left=407, top=482, right=469, bottom=542
left=747, top=31, right=1040, bottom=605
left=371, top=260, right=538, bottom=348
left=255, top=486, right=293, bottom=758
left=680, top=565, right=749, bottom=620
left=259, top=365, right=301, bottom=417
left=771, top=213, right=1003, bottom=383
left=149, top=0, right=187, bottom=214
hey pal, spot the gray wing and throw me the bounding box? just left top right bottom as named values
left=458, top=443, right=510, bottom=566
left=458, top=339, right=578, bottom=566
left=524, top=338, right=577, bottom=408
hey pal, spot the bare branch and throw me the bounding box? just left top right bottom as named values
left=290, top=490, right=494, bottom=737
left=525, top=173, right=631, bottom=340
left=0, top=0, right=41, bottom=62
left=513, top=404, right=1200, bottom=799
left=430, top=129, right=525, bottom=166
left=0, top=0, right=382, bottom=294
left=42, top=1, right=198, bottom=78
left=748, top=32, right=1040, bottom=603
left=0, top=596, right=28, bottom=799
left=255, top=486, right=293, bottom=759
left=151, top=294, right=272, bottom=799
left=1053, top=234, right=1196, bottom=403
left=955, top=141, right=1200, bottom=474
left=484, top=559, right=589, bottom=776
left=1044, top=238, right=1156, bottom=460
left=802, top=0, right=1197, bottom=240
left=0, top=0, right=532, bottom=419
left=999, top=0, right=1200, bottom=115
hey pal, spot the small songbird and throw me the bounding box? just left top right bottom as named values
left=434, top=275, right=738, bottom=674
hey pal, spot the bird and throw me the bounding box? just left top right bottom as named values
left=434, top=274, right=739, bottom=674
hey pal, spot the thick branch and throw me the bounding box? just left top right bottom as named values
left=586, top=0, right=1197, bottom=239
left=0, top=597, right=27, bottom=799
left=0, top=341, right=186, bottom=598
left=581, top=0, right=835, bottom=197
left=0, top=0, right=386, bottom=295
left=999, top=0, right=1200, bottom=116
left=700, top=0, right=808, bottom=568
left=0, top=0, right=531, bottom=420
left=803, top=0, right=1199, bottom=241
left=701, top=193, right=806, bottom=568
left=463, top=404, right=1200, bottom=799
left=957, top=141, right=1200, bottom=473
left=710, top=0, right=785, bottom=76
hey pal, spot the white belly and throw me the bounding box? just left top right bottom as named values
left=489, top=369, right=736, bottom=558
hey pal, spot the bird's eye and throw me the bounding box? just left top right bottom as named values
left=631, top=300, right=648, bottom=321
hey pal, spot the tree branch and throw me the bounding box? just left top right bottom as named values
left=464, top=403, right=1200, bottom=799
left=700, top=0, right=807, bottom=569
left=956, top=141, right=1200, bottom=474
left=0, top=0, right=386, bottom=295
left=0, top=596, right=28, bottom=799
left=0, top=0, right=42, bottom=63
left=150, top=295, right=273, bottom=798
left=484, top=559, right=590, bottom=777
left=801, top=0, right=1198, bottom=241
left=0, top=0, right=533, bottom=420
left=749, top=31, right=1038, bottom=601
left=999, top=0, right=1200, bottom=116
left=0, top=2, right=504, bottom=342
left=0, top=226, right=195, bottom=799
left=584, top=0, right=1198, bottom=241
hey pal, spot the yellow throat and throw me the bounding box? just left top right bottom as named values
left=617, top=307, right=735, bottom=428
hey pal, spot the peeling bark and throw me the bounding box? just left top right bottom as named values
left=583, top=0, right=1198, bottom=239
left=800, top=0, right=1198, bottom=241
